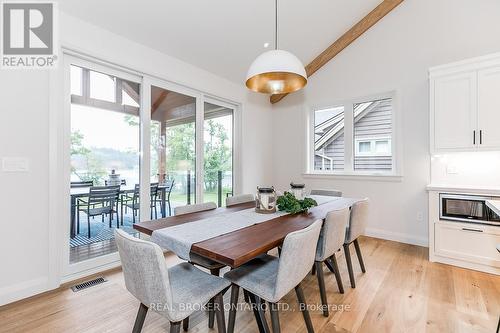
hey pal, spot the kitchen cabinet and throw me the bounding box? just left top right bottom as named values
left=430, top=52, right=500, bottom=153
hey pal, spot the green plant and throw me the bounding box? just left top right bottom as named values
left=276, top=192, right=318, bottom=214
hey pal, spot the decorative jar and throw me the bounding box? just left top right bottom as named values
left=290, top=182, right=306, bottom=200
left=255, top=186, right=277, bottom=214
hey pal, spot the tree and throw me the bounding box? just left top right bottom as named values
left=70, top=130, right=106, bottom=184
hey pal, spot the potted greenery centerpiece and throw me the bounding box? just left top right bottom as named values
left=276, top=191, right=318, bottom=214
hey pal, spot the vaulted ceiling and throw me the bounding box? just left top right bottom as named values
left=59, top=0, right=381, bottom=84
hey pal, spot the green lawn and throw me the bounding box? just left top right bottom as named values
left=169, top=189, right=233, bottom=206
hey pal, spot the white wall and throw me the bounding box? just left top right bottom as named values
left=271, top=0, right=500, bottom=246
left=0, top=12, right=272, bottom=305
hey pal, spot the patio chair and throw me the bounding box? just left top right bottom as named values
left=71, top=180, right=93, bottom=188
left=105, top=179, right=126, bottom=186
left=77, top=185, right=121, bottom=238
left=155, top=179, right=174, bottom=217
left=122, top=183, right=160, bottom=223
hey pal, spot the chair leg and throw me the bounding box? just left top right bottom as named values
left=121, top=201, right=124, bottom=226
left=243, top=290, right=250, bottom=303
left=248, top=292, right=270, bottom=333
left=314, top=261, right=329, bottom=317
left=208, top=267, right=221, bottom=328
left=132, top=303, right=148, bottom=333
left=295, top=284, right=314, bottom=333
left=353, top=238, right=366, bottom=273
left=109, top=212, right=112, bottom=228
left=228, top=284, right=240, bottom=333
left=311, top=263, right=316, bottom=276
left=116, top=211, right=120, bottom=228
left=182, top=317, right=189, bottom=332
left=87, top=214, right=91, bottom=239
left=168, top=201, right=172, bottom=216
left=214, top=292, right=226, bottom=333
left=132, top=209, right=136, bottom=224
left=155, top=205, right=158, bottom=219
left=326, top=255, right=344, bottom=294
left=169, top=322, right=181, bottom=333
left=77, top=208, right=80, bottom=234
left=269, top=302, right=280, bottom=333
left=344, top=243, right=356, bottom=288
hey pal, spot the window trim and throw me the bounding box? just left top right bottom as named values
left=306, top=91, right=401, bottom=178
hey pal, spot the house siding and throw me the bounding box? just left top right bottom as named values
left=315, top=98, right=392, bottom=171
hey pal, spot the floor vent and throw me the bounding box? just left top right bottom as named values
left=71, top=277, right=107, bottom=292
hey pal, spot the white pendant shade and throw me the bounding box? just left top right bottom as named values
left=246, top=50, right=307, bottom=94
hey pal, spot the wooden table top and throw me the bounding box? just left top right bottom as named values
left=134, top=198, right=358, bottom=268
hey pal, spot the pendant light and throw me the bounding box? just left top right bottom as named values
left=245, top=0, right=307, bottom=94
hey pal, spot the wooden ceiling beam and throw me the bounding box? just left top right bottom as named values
left=270, top=0, right=404, bottom=104
left=152, top=90, right=169, bottom=113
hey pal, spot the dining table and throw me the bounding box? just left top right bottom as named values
left=70, top=184, right=169, bottom=239
left=133, top=195, right=360, bottom=268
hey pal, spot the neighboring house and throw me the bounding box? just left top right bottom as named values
left=314, top=98, right=392, bottom=171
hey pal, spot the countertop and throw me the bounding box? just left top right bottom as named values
left=427, top=184, right=500, bottom=196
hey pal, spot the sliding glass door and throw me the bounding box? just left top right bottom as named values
left=150, top=85, right=197, bottom=218
left=67, top=56, right=142, bottom=268
left=63, top=54, right=239, bottom=278
left=203, top=101, right=234, bottom=206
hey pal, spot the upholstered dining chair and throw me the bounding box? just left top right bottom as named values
left=313, top=207, right=350, bottom=317
left=173, top=202, right=217, bottom=216
left=310, top=189, right=342, bottom=197
left=114, top=230, right=230, bottom=333
left=226, top=194, right=255, bottom=207
left=343, top=198, right=370, bottom=288
left=173, top=201, right=224, bottom=330
left=225, top=220, right=323, bottom=333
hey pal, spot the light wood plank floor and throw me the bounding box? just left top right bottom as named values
left=1, top=237, right=499, bottom=333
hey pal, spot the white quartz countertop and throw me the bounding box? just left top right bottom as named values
left=427, top=184, right=500, bottom=196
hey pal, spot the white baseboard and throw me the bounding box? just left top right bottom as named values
left=365, top=227, right=428, bottom=247
left=0, top=276, right=49, bottom=306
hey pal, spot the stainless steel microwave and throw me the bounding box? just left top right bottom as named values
left=439, top=193, right=500, bottom=226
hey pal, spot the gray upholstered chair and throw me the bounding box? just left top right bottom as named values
left=173, top=201, right=224, bottom=330
left=226, top=194, right=255, bottom=207
left=224, top=220, right=322, bottom=333
left=310, top=189, right=342, bottom=197
left=173, top=202, right=217, bottom=216
left=313, top=207, right=350, bottom=317
left=114, top=230, right=230, bottom=333
left=343, top=198, right=369, bottom=288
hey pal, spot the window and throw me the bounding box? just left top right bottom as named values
left=310, top=95, right=395, bottom=175
left=313, top=106, right=344, bottom=171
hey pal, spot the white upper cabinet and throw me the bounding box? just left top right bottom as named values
left=433, top=72, right=477, bottom=151
left=430, top=53, right=500, bottom=153
left=477, top=66, right=500, bottom=148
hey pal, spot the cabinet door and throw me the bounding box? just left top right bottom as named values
left=433, top=72, right=477, bottom=151
left=478, top=66, right=500, bottom=149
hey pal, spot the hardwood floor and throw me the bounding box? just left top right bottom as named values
left=1, top=237, right=499, bottom=333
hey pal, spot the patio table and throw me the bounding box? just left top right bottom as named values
left=70, top=185, right=168, bottom=239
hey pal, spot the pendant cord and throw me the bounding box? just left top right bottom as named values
left=275, top=0, right=278, bottom=50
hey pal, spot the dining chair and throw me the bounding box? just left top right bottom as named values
left=313, top=207, right=350, bottom=317
left=226, top=194, right=255, bottom=207
left=77, top=185, right=120, bottom=238
left=343, top=198, right=369, bottom=288
left=310, top=189, right=342, bottom=197
left=174, top=202, right=217, bottom=216
left=114, top=230, right=230, bottom=333
left=173, top=201, right=224, bottom=330
left=122, top=183, right=160, bottom=223
left=70, top=180, right=93, bottom=188
left=225, top=220, right=323, bottom=333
